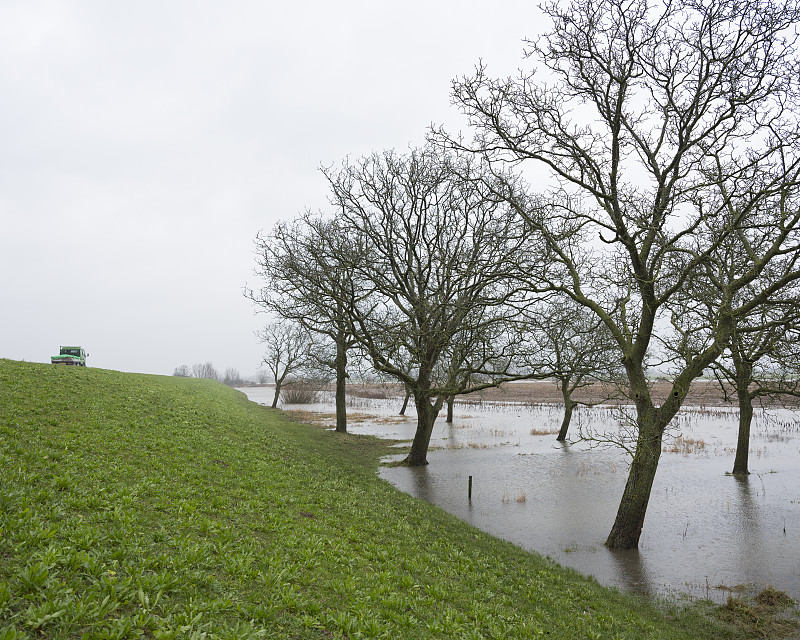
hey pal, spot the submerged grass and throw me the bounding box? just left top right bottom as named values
left=0, top=359, right=793, bottom=639
left=718, top=588, right=798, bottom=638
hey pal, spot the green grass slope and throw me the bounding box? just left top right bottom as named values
left=0, top=359, right=776, bottom=638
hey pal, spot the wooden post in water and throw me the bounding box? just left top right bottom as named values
left=468, top=475, right=473, bottom=501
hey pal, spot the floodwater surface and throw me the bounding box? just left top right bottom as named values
left=240, top=386, right=800, bottom=602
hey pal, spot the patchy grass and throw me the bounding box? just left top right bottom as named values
left=663, top=435, right=708, bottom=455
left=282, top=410, right=377, bottom=428
left=501, top=490, right=527, bottom=504
left=530, top=427, right=560, bottom=436
left=0, top=359, right=791, bottom=639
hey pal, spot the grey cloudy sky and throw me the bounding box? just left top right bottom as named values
left=1, top=0, right=542, bottom=378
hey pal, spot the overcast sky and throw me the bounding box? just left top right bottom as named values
left=1, top=0, right=543, bottom=378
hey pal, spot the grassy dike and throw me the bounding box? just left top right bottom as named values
left=0, top=359, right=787, bottom=639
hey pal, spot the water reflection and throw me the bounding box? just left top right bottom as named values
left=726, top=474, right=771, bottom=591
left=409, top=466, right=434, bottom=502
left=240, top=386, right=800, bottom=601
left=609, top=549, right=654, bottom=599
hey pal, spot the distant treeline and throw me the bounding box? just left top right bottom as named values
left=172, top=362, right=246, bottom=387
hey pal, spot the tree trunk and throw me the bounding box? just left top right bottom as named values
left=273, top=368, right=289, bottom=408
left=334, top=334, right=347, bottom=433
left=605, top=409, right=664, bottom=549
left=446, top=395, right=455, bottom=423
left=405, top=393, right=443, bottom=466
left=730, top=349, right=754, bottom=476
left=732, top=386, right=753, bottom=475
left=556, top=380, right=574, bottom=441
left=271, top=384, right=281, bottom=408
left=556, top=401, right=574, bottom=441
left=399, top=388, right=411, bottom=415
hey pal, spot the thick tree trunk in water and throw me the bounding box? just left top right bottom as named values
left=334, top=337, right=347, bottom=433
left=271, top=384, right=281, bottom=408
left=606, top=413, right=664, bottom=549
left=730, top=351, right=753, bottom=475
left=556, top=400, right=574, bottom=441
left=732, top=388, right=753, bottom=475
left=446, top=395, right=454, bottom=423
left=556, top=381, right=574, bottom=441
left=399, top=389, right=411, bottom=415
left=405, top=394, right=442, bottom=466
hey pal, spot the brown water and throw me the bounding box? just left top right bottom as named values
left=241, top=387, right=800, bottom=602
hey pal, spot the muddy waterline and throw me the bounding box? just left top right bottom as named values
left=241, top=386, right=800, bottom=602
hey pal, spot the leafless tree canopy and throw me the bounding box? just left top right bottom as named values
left=250, top=213, right=358, bottom=343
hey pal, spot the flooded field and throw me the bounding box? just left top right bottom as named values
left=240, top=386, right=800, bottom=602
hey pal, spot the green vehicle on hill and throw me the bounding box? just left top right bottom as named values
left=51, top=346, right=88, bottom=367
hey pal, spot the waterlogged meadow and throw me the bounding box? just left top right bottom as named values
left=5, top=360, right=783, bottom=639
left=245, top=386, right=800, bottom=605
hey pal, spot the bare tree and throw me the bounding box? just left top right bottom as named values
left=192, top=362, right=219, bottom=381
left=442, top=0, right=800, bottom=548
left=324, top=147, right=535, bottom=466
left=669, top=242, right=800, bottom=475
left=715, top=320, right=800, bottom=475
left=173, top=364, right=191, bottom=377
left=521, top=298, right=621, bottom=440
left=258, top=321, right=312, bottom=408
left=249, top=213, right=360, bottom=432
left=222, top=367, right=243, bottom=387
left=436, top=311, right=514, bottom=423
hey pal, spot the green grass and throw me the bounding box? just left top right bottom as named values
left=0, top=359, right=793, bottom=639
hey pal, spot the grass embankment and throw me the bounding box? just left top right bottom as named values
left=0, top=359, right=793, bottom=639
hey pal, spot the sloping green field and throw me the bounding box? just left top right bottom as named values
left=0, top=359, right=787, bottom=638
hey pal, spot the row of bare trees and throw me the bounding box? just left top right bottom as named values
left=173, top=363, right=244, bottom=387
left=248, top=150, right=618, bottom=442
left=248, top=0, right=800, bottom=550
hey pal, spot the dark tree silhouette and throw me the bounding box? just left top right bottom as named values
left=249, top=213, right=360, bottom=432
left=324, top=147, right=536, bottom=465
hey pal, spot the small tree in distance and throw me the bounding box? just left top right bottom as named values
left=222, top=368, right=243, bottom=387
left=521, top=298, right=622, bottom=441
left=191, top=362, right=219, bottom=381
left=713, top=322, right=800, bottom=475
left=173, top=364, right=191, bottom=377
left=259, top=321, right=312, bottom=408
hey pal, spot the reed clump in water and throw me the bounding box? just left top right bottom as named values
left=717, top=587, right=798, bottom=637
left=663, top=435, right=707, bottom=455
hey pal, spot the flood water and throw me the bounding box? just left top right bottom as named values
left=240, top=386, right=800, bottom=602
